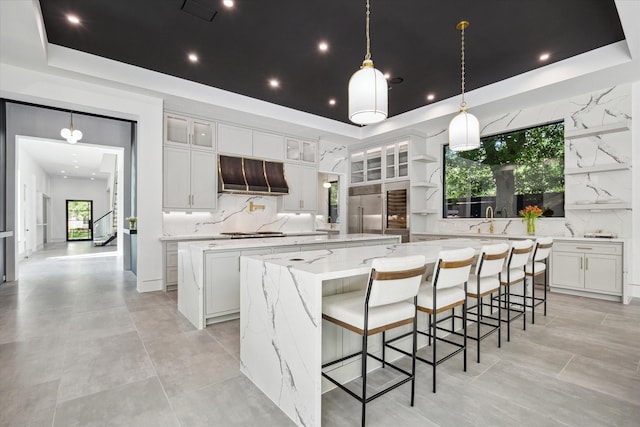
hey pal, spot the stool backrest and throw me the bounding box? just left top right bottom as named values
left=532, top=237, right=553, bottom=261
left=476, top=243, right=509, bottom=278
left=432, top=247, right=475, bottom=289
left=507, top=239, right=534, bottom=269
left=367, top=255, right=427, bottom=308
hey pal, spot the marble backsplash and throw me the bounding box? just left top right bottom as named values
left=163, top=193, right=314, bottom=236
left=422, top=84, right=633, bottom=239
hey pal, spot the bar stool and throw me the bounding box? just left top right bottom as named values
left=388, top=247, right=474, bottom=393
left=495, top=239, right=534, bottom=341
left=465, top=243, right=509, bottom=363
left=525, top=237, right=553, bottom=324
left=321, top=255, right=426, bottom=427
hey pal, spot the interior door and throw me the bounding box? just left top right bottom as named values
left=66, top=200, right=93, bottom=241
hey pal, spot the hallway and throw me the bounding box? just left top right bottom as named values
left=0, top=242, right=639, bottom=426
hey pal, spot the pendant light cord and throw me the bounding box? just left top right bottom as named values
left=364, top=0, right=371, bottom=61
left=460, top=23, right=466, bottom=108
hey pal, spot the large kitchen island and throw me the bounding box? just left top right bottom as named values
left=177, top=234, right=401, bottom=329
left=239, top=238, right=501, bottom=427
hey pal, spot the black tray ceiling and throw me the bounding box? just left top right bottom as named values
left=39, top=0, right=625, bottom=124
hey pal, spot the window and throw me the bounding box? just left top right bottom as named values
left=328, top=181, right=339, bottom=223
left=443, top=122, right=564, bottom=218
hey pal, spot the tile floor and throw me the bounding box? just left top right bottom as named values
left=0, top=242, right=638, bottom=426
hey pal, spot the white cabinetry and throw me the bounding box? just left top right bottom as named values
left=163, top=146, right=216, bottom=210
left=350, top=140, right=411, bottom=185
left=286, top=138, right=316, bottom=163
left=385, top=141, right=409, bottom=180
left=164, top=113, right=214, bottom=150
left=218, top=124, right=285, bottom=160
left=164, top=242, right=178, bottom=290
left=551, top=241, right=622, bottom=301
left=281, top=163, right=317, bottom=212
left=204, top=248, right=271, bottom=319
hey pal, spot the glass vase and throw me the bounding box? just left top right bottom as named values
left=526, top=218, right=535, bottom=235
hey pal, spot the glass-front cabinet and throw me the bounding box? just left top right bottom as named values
left=164, top=113, right=214, bottom=150
left=351, top=140, right=410, bottom=185
left=366, top=148, right=382, bottom=182
left=350, top=152, right=365, bottom=184
left=286, top=138, right=316, bottom=163
left=385, top=141, right=409, bottom=180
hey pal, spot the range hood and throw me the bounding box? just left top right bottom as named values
left=218, top=155, right=289, bottom=195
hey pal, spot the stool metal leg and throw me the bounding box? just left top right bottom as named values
left=361, top=333, right=367, bottom=427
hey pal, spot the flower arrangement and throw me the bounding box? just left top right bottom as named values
left=519, top=205, right=542, bottom=235
left=126, top=216, right=137, bottom=230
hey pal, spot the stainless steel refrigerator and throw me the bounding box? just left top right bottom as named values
left=348, top=184, right=383, bottom=235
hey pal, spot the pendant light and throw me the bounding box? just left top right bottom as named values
left=348, top=0, right=387, bottom=125
left=61, top=112, right=83, bottom=144
left=448, top=21, right=480, bottom=151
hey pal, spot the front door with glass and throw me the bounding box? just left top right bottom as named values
left=66, top=200, right=93, bottom=241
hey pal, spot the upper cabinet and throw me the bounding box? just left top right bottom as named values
left=164, top=113, right=214, bottom=150
left=350, top=140, right=409, bottom=185
left=385, top=141, right=409, bottom=180
left=286, top=138, right=316, bottom=163
left=218, top=124, right=285, bottom=161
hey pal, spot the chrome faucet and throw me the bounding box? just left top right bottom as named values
left=485, top=206, right=494, bottom=234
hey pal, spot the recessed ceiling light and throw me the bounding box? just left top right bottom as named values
left=188, top=53, right=198, bottom=63
left=72, top=159, right=78, bottom=163
left=269, top=78, right=280, bottom=88
left=222, top=0, right=234, bottom=8
left=426, top=93, right=435, bottom=101
left=92, top=172, right=96, bottom=175
left=318, top=41, right=329, bottom=52
left=539, top=52, right=550, bottom=61
left=63, top=176, right=68, bottom=179
left=74, top=165, right=79, bottom=169
left=329, top=99, right=336, bottom=106
left=66, top=14, right=80, bottom=25
left=90, top=177, right=95, bottom=181
left=60, top=170, right=66, bottom=173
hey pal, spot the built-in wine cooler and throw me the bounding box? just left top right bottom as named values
left=384, top=181, right=410, bottom=243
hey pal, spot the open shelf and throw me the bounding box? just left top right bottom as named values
left=411, top=154, right=437, bottom=163
left=564, top=121, right=630, bottom=140
left=412, top=209, right=438, bottom=215
left=565, top=203, right=631, bottom=211
left=565, top=163, right=630, bottom=175
left=410, top=181, right=438, bottom=188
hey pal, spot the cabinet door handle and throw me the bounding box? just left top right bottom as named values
left=585, top=257, right=589, bottom=270
left=576, top=247, right=592, bottom=250
left=192, top=194, right=195, bottom=205
left=580, top=257, right=583, bottom=270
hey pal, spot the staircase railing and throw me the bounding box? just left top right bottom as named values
left=93, top=210, right=114, bottom=243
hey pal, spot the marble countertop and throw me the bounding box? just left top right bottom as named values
left=411, top=232, right=626, bottom=243
left=160, top=231, right=327, bottom=241
left=179, top=233, right=400, bottom=252
left=244, top=238, right=491, bottom=281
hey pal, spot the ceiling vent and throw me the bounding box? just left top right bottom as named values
left=180, top=0, right=218, bottom=22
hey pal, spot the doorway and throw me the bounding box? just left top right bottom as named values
left=66, top=200, right=93, bottom=241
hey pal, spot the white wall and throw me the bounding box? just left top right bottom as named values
left=49, top=177, right=109, bottom=243
left=17, top=141, right=50, bottom=257
left=1, top=63, right=164, bottom=292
